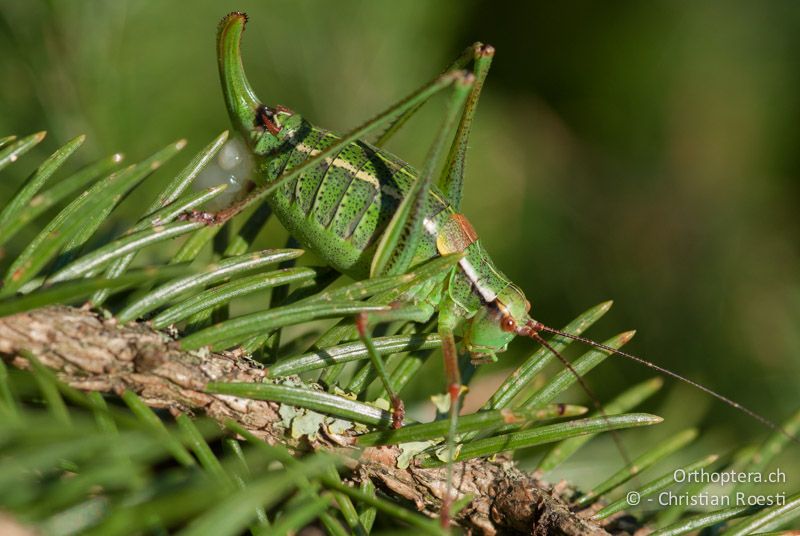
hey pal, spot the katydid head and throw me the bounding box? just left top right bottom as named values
left=217, top=12, right=298, bottom=156
left=464, top=284, right=532, bottom=363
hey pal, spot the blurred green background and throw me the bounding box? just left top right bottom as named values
left=2, top=1, right=799, bottom=488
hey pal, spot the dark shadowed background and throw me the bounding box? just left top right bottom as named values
left=2, top=1, right=798, bottom=487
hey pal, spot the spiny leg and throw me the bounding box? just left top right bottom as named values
left=372, top=41, right=495, bottom=212
left=369, top=73, right=474, bottom=277
left=439, top=43, right=494, bottom=210
left=356, top=290, right=463, bottom=525
left=352, top=270, right=448, bottom=427
left=356, top=303, right=435, bottom=428
left=373, top=42, right=491, bottom=150
left=356, top=315, right=403, bottom=429
left=373, top=44, right=495, bottom=527
left=436, top=297, right=463, bottom=530
left=360, top=66, right=477, bottom=526
left=366, top=47, right=494, bottom=529
left=411, top=47, right=495, bottom=530
left=350, top=68, right=479, bottom=429
left=355, top=297, right=467, bottom=529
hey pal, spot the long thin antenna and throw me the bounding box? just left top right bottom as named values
left=531, top=332, right=636, bottom=471
left=531, top=322, right=800, bottom=446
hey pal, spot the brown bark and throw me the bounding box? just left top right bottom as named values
left=0, top=305, right=625, bottom=535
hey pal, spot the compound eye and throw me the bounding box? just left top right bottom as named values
left=501, top=315, right=516, bottom=333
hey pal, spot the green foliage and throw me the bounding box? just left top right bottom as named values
left=0, top=132, right=798, bottom=534
left=356, top=405, right=588, bottom=447
left=574, top=428, right=698, bottom=508
left=538, top=377, right=664, bottom=471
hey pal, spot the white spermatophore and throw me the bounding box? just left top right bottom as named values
left=194, top=138, right=254, bottom=209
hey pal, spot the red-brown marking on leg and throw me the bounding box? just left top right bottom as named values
left=390, top=395, right=405, bottom=429
left=355, top=312, right=368, bottom=338
left=449, top=383, right=461, bottom=402
left=441, top=336, right=461, bottom=388
left=356, top=313, right=367, bottom=339
left=439, top=503, right=451, bottom=530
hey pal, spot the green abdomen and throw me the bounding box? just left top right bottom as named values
left=261, top=121, right=451, bottom=278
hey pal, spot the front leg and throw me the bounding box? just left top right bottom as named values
left=436, top=296, right=464, bottom=529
